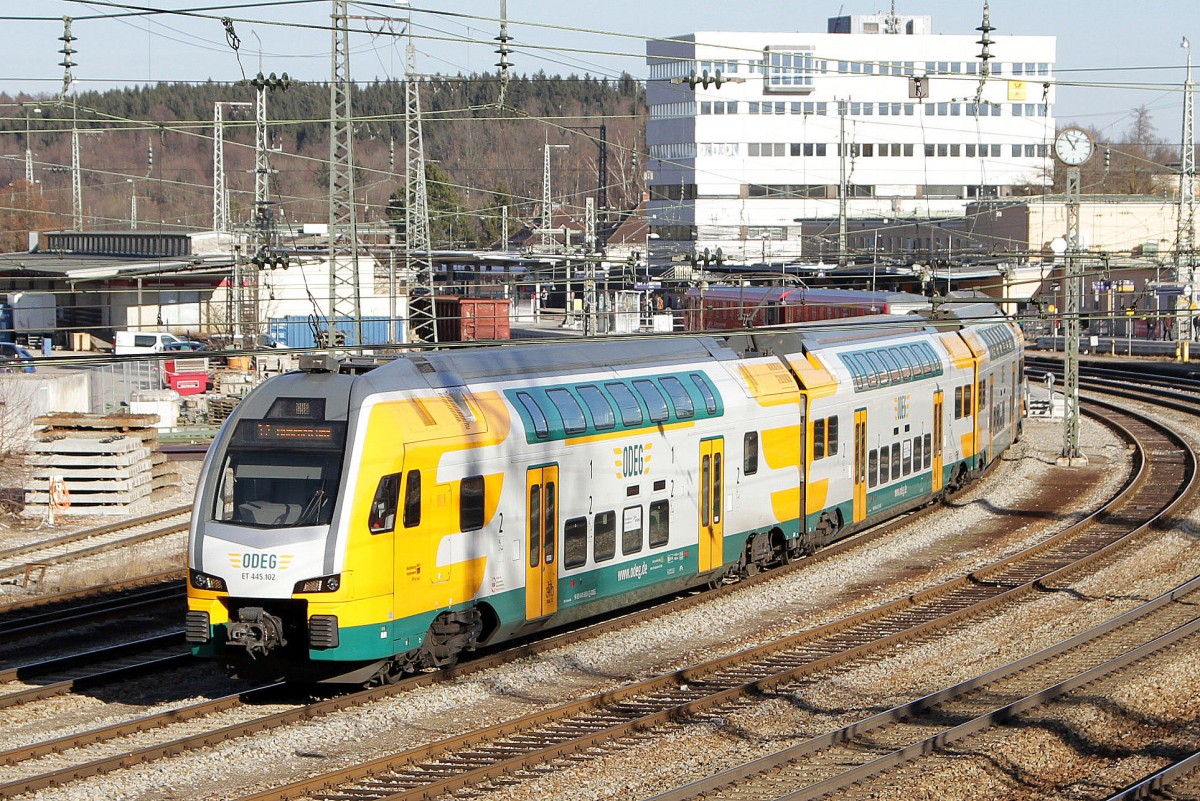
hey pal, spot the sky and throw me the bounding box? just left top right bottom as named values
left=0, top=0, right=1195, bottom=144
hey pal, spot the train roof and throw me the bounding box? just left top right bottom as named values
left=684, top=285, right=930, bottom=308
left=356, top=335, right=738, bottom=391
left=721, top=315, right=938, bottom=357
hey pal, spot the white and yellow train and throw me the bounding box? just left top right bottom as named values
left=186, top=312, right=1024, bottom=683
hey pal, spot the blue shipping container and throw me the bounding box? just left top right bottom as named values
left=268, top=316, right=394, bottom=349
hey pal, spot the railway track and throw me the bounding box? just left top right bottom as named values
left=0, top=509, right=944, bottom=798
left=0, top=427, right=1081, bottom=796
left=0, top=506, right=191, bottom=587
left=0, top=581, right=183, bottom=643
left=649, top=572, right=1200, bottom=801
left=0, top=392, right=1186, bottom=801
left=199, top=398, right=1191, bottom=801
left=0, top=633, right=186, bottom=710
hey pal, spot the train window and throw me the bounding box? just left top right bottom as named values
left=594, top=511, right=616, bottom=562
left=923, top=433, right=933, bottom=468
left=622, top=505, right=644, bottom=555
left=578, top=384, right=616, bottom=430
left=879, top=351, right=903, bottom=382
left=813, top=419, right=826, bottom=459
left=547, top=388, right=587, bottom=435
left=880, top=445, right=891, bottom=483
left=659, top=376, right=694, bottom=419
left=854, top=354, right=878, bottom=388
left=744, top=432, right=759, bottom=475
left=853, top=355, right=872, bottom=389
left=633, top=379, right=670, bottom=423
left=912, top=344, right=928, bottom=375
left=403, top=470, right=421, bottom=527
left=516, top=392, right=550, bottom=439
left=868, top=449, right=879, bottom=487
left=606, top=382, right=644, bottom=426
left=828, top=416, right=839, bottom=455
left=649, top=500, right=670, bottom=548
left=843, top=356, right=865, bottom=390
left=866, top=352, right=889, bottom=385
left=368, top=473, right=400, bottom=534
left=528, top=484, right=541, bottom=567
left=890, top=444, right=902, bottom=478
left=544, top=481, right=556, bottom=564
left=902, top=439, right=913, bottom=474
left=913, top=436, right=923, bottom=470
left=954, top=386, right=963, bottom=419
left=712, top=453, right=723, bottom=524
left=461, top=475, right=485, bottom=532
left=893, top=348, right=914, bottom=380
left=564, top=517, right=588, bottom=569
left=690, top=373, right=718, bottom=414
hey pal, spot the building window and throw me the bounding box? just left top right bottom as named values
left=764, top=48, right=822, bottom=93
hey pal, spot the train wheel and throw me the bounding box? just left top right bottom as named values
left=420, top=608, right=483, bottom=670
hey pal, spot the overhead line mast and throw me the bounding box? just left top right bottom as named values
left=328, top=0, right=363, bottom=349
left=404, top=2, right=437, bottom=343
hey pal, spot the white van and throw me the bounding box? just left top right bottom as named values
left=114, top=331, right=182, bottom=355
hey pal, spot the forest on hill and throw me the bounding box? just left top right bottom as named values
left=0, top=72, right=646, bottom=251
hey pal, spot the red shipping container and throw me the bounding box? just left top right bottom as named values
left=435, top=296, right=511, bottom=341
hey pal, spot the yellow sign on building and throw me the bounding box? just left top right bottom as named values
left=1008, top=80, right=1027, bottom=101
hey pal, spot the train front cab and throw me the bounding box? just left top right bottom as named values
left=185, top=372, right=403, bottom=683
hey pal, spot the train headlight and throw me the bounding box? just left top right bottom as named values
left=294, top=573, right=341, bottom=594
left=189, top=569, right=227, bottom=592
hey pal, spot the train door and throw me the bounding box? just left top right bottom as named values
left=524, top=465, right=558, bottom=621
left=698, top=438, right=725, bottom=572
left=986, top=375, right=995, bottom=463
left=932, top=391, right=945, bottom=493
left=852, top=409, right=867, bottom=522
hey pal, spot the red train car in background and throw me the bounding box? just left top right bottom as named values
left=681, top=286, right=931, bottom=331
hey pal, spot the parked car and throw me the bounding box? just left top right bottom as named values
left=0, top=343, right=35, bottom=373
left=114, top=331, right=182, bottom=355
left=163, top=340, right=213, bottom=353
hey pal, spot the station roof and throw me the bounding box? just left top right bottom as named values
left=0, top=251, right=233, bottom=281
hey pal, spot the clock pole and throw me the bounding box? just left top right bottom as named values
left=1059, top=164, right=1087, bottom=465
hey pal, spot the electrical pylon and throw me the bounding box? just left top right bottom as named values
left=327, top=0, right=363, bottom=347
left=404, top=9, right=437, bottom=343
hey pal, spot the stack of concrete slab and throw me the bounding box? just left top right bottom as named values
left=24, top=412, right=181, bottom=517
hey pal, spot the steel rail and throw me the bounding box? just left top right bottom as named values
left=0, top=506, right=190, bottom=564
left=0, top=585, right=183, bottom=642
left=0, top=512, right=191, bottom=584
left=1102, top=750, right=1200, bottom=800
left=647, top=568, right=1200, bottom=801
left=0, top=570, right=184, bottom=613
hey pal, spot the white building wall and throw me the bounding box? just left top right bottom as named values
left=645, top=22, right=1056, bottom=264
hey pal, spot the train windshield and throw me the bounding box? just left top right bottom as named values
left=212, top=418, right=347, bottom=528
left=213, top=450, right=343, bottom=528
